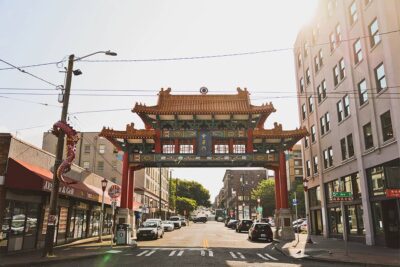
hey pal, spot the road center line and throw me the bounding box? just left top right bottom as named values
left=137, top=250, right=148, bottom=256
left=265, top=253, right=278, bottom=260
left=257, top=253, right=269, bottom=260
left=229, top=252, right=237, bottom=259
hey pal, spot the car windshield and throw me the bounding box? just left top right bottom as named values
left=142, top=222, right=158, bottom=228
left=242, top=220, right=252, bottom=223
left=254, top=224, right=269, bottom=230
left=169, top=217, right=179, bottom=221
left=162, top=221, right=172, bottom=224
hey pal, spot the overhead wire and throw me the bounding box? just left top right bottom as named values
left=0, top=95, right=61, bottom=108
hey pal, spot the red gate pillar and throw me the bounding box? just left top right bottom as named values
left=273, top=167, right=281, bottom=210
left=128, top=166, right=134, bottom=210
left=120, top=152, right=129, bottom=209
left=279, top=151, right=289, bottom=209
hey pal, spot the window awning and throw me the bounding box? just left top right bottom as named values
left=5, top=158, right=99, bottom=202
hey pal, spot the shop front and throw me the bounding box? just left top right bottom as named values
left=1, top=158, right=113, bottom=253
left=308, top=186, right=323, bottom=235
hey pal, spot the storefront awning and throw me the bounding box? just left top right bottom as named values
left=5, top=158, right=99, bottom=202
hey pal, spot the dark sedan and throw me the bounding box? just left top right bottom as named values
left=236, top=219, right=253, bottom=232
left=227, top=219, right=239, bottom=229
left=193, top=216, right=207, bottom=223
left=248, top=223, right=273, bottom=242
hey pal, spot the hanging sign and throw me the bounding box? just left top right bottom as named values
left=108, top=185, right=121, bottom=199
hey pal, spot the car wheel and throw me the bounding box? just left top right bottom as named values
left=160, top=233, right=163, bottom=238
left=154, top=234, right=158, bottom=240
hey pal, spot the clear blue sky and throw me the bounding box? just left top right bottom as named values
left=0, top=0, right=318, bottom=200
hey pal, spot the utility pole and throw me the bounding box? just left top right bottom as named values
left=159, top=167, right=162, bottom=219
left=43, top=54, right=74, bottom=257
left=169, top=169, right=172, bottom=217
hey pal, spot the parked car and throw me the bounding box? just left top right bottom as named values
left=137, top=221, right=164, bottom=240
left=300, top=220, right=308, bottom=232
left=248, top=223, right=273, bottom=242
left=161, top=221, right=175, bottom=231
left=292, top=218, right=306, bottom=232
left=227, top=219, right=239, bottom=229
left=193, top=216, right=207, bottom=223
left=236, top=219, right=253, bottom=232
left=179, top=217, right=188, bottom=226
left=225, top=217, right=234, bottom=226
left=169, top=216, right=183, bottom=228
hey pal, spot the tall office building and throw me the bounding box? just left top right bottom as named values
left=294, top=0, right=399, bottom=248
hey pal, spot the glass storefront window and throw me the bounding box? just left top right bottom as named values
left=369, top=167, right=385, bottom=196
left=0, top=201, right=12, bottom=251
left=11, top=202, right=26, bottom=237
left=372, top=202, right=384, bottom=234
left=23, top=203, right=39, bottom=250
left=347, top=205, right=364, bottom=236
left=329, top=207, right=343, bottom=235
left=309, top=186, right=321, bottom=207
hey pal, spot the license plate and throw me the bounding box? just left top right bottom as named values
left=261, top=234, right=266, bottom=237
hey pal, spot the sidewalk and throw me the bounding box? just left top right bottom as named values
left=274, top=233, right=400, bottom=267
left=0, top=236, right=137, bottom=267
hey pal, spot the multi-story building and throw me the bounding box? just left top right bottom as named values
left=42, top=132, right=122, bottom=184
left=286, top=144, right=304, bottom=191
left=221, top=169, right=266, bottom=219
left=295, top=0, right=400, bottom=248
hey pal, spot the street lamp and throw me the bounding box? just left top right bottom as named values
left=99, top=178, right=108, bottom=242
left=43, top=50, right=117, bottom=257
left=242, top=202, right=245, bottom=220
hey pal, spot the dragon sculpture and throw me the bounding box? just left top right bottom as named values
left=52, top=121, right=79, bottom=184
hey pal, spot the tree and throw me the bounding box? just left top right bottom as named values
left=175, top=179, right=211, bottom=207
left=251, top=179, right=276, bottom=217
left=176, top=196, right=197, bottom=215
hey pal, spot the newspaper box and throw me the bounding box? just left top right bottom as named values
left=116, top=223, right=132, bottom=245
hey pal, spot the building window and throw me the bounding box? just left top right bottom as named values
left=99, top=144, right=106, bottom=154
left=233, top=144, right=246, bottom=154
left=84, top=144, right=90, bottom=154
left=330, top=32, right=336, bottom=51
left=302, top=104, right=307, bottom=120
left=364, top=0, right=372, bottom=7
left=335, top=24, right=342, bottom=44
left=337, top=100, right=344, bottom=122
left=339, top=58, right=346, bottom=80
left=368, top=166, right=385, bottom=196
left=162, top=142, right=175, bottom=154
left=311, top=125, right=316, bottom=143
left=358, top=79, right=368, bottom=105
left=323, top=147, right=333, bottom=168
left=340, top=138, right=347, bottom=160
left=298, top=53, right=302, bottom=67
left=314, top=55, right=319, bottom=72
left=380, top=110, right=393, bottom=142
left=304, top=42, right=308, bottom=57
left=214, top=141, right=229, bottom=154
left=369, top=18, right=380, bottom=47
left=333, top=59, right=346, bottom=86
left=320, top=112, right=330, bottom=135
left=308, top=96, right=314, bottom=113
left=309, top=186, right=321, bottom=206
left=333, top=65, right=339, bottom=86
left=317, top=80, right=327, bottom=103
left=319, top=50, right=324, bottom=67
left=353, top=39, right=362, bottom=64
left=363, top=122, right=374, bottom=149
left=343, top=95, right=350, bottom=117
left=313, top=155, right=318, bottom=174
left=300, top=77, right=304, bottom=93
left=349, top=1, right=358, bottom=24
left=374, top=63, right=387, bottom=93
left=347, top=134, right=355, bottom=158
left=83, top=161, right=90, bottom=170
left=97, top=161, right=104, bottom=171
left=306, top=160, right=311, bottom=177
left=306, top=68, right=311, bottom=85
left=304, top=136, right=309, bottom=148
left=180, top=144, right=193, bottom=154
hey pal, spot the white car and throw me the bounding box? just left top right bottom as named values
left=162, top=221, right=175, bottom=231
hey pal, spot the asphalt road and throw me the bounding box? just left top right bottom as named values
left=43, top=221, right=362, bottom=267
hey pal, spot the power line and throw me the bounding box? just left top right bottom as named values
left=1, top=29, right=398, bottom=70
left=0, top=58, right=61, bottom=87
left=0, top=95, right=61, bottom=108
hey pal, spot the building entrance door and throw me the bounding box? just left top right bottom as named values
left=382, top=199, right=400, bottom=248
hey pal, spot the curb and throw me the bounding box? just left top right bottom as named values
left=0, top=244, right=138, bottom=267
left=273, top=244, right=399, bottom=267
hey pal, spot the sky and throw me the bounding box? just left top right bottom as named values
left=0, top=0, right=318, bottom=201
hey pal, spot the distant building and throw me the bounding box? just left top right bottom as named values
left=221, top=169, right=266, bottom=220
left=295, top=0, right=400, bottom=248
left=286, top=144, right=303, bottom=191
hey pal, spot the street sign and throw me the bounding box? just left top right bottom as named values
left=386, top=189, right=400, bottom=198
left=108, top=185, right=121, bottom=199
left=332, top=192, right=353, bottom=201
left=292, top=199, right=298, bottom=206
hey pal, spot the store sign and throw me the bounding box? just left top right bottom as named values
left=47, top=214, right=58, bottom=226
left=43, top=180, right=75, bottom=196
left=386, top=189, right=400, bottom=198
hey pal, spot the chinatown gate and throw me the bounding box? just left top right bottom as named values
left=100, top=88, right=308, bottom=240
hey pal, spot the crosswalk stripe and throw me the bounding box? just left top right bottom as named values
left=209, top=250, right=214, bottom=257
left=137, top=250, right=149, bottom=256
left=177, top=250, right=184, bottom=256
left=229, top=252, right=237, bottom=259
left=237, top=252, right=245, bottom=259
left=264, top=253, right=278, bottom=261
left=169, top=250, right=176, bottom=256
left=145, top=250, right=156, bottom=256
left=124, top=253, right=133, bottom=256
left=257, top=253, right=269, bottom=260
left=201, top=250, right=205, bottom=256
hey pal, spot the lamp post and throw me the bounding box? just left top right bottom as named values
left=42, top=50, right=117, bottom=257
left=242, top=202, right=245, bottom=220
left=99, top=178, right=108, bottom=242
